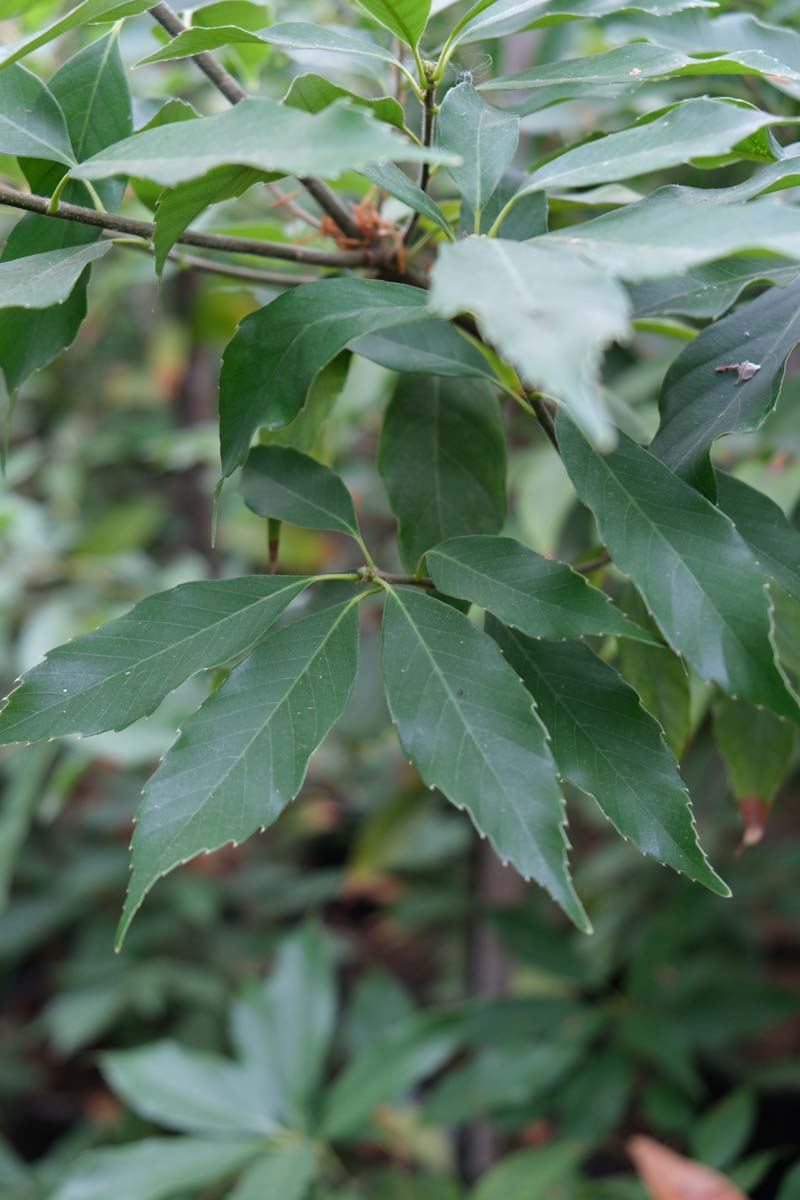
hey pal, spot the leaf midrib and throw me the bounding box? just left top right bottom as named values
left=1, top=578, right=307, bottom=733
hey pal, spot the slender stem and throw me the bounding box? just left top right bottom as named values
left=267, top=518, right=281, bottom=574
left=528, top=393, right=559, bottom=450
left=147, top=3, right=362, bottom=241
left=373, top=570, right=435, bottom=588
left=112, top=236, right=320, bottom=286
left=0, top=182, right=369, bottom=268
left=81, top=179, right=107, bottom=212
left=573, top=550, right=611, bottom=575
left=355, top=533, right=378, bottom=572
left=404, top=83, right=437, bottom=245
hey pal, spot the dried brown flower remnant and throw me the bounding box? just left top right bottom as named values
left=627, top=1136, right=748, bottom=1200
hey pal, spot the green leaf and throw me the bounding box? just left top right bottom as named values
left=429, top=237, right=630, bottom=448
left=227, top=1145, right=317, bottom=1200
left=491, top=625, right=728, bottom=894
left=256, top=22, right=405, bottom=70
left=321, top=1011, right=461, bottom=1140
left=380, top=586, right=589, bottom=929
left=0, top=575, right=311, bottom=744
left=354, top=0, right=430, bottom=49
left=71, top=98, right=451, bottom=188
left=428, top=535, right=658, bottom=643
left=360, top=162, right=453, bottom=236
left=448, top=0, right=714, bottom=48
left=283, top=73, right=406, bottom=130
left=353, top=319, right=498, bottom=381
left=52, top=1138, right=262, bottom=1200
left=0, top=30, right=132, bottom=394
left=437, top=83, right=519, bottom=228
left=690, top=1088, right=757, bottom=1170
left=484, top=43, right=800, bottom=91
left=153, top=165, right=269, bottom=273
left=630, top=256, right=800, bottom=321
left=541, top=187, right=800, bottom=281
left=0, top=64, right=74, bottom=164
left=556, top=415, right=800, bottom=722
left=52, top=28, right=133, bottom=165
left=378, top=377, right=506, bottom=572
left=259, top=355, right=349, bottom=456
left=470, top=1144, right=582, bottom=1200
left=425, top=1041, right=582, bottom=1125
left=102, top=1040, right=277, bottom=1135
left=0, top=1, right=151, bottom=70
left=135, top=23, right=270, bottom=65
left=0, top=243, right=111, bottom=310
left=518, top=99, right=789, bottom=197
left=651, top=280, right=800, bottom=496
left=219, top=278, right=429, bottom=477
left=241, top=446, right=360, bottom=540
left=617, top=587, right=691, bottom=758
left=230, top=923, right=337, bottom=1127
left=715, top=472, right=800, bottom=603
left=117, top=598, right=359, bottom=945
left=713, top=697, right=794, bottom=805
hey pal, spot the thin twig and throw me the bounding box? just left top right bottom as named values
left=0, top=182, right=369, bottom=268
left=404, top=83, right=437, bottom=246
left=573, top=550, right=612, bottom=575
left=114, top=235, right=319, bottom=286
left=147, top=3, right=362, bottom=241
left=528, top=393, right=558, bottom=450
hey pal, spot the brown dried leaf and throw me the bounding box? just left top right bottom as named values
left=627, top=1136, right=748, bottom=1200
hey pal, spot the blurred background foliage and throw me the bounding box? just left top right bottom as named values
left=1, top=0, right=799, bottom=1196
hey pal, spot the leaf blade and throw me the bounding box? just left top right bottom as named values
left=491, top=625, right=728, bottom=893
left=556, top=415, right=799, bottom=721
left=380, top=586, right=589, bottom=929
left=240, top=446, right=360, bottom=539
left=0, top=575, right=311, bottom=744
left=117, top=598, right=359, bottom=944
left=428, top=535, right=659, bottom=643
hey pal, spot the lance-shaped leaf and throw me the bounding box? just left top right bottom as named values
left=428, top=536, right=658, bottom=643
left=102, top=1041, right=276, bottom=1135
left=429, top=237, right=630, bottom=448
left=117, top=598, right=359, bottom=945
left=136, top=23, right=272, bottom=64
left=71, top=98, right=452, bottom=188
left=449, top=0, right=714, bottom=48
left=630, top=256, right=800, bottom=321
left=361, top=162, right=452, bottom=236
left=321, top=1011, right=461, bottom=1140
left=0, top=1, right=152, bottom=70
left=227, top=1145, right=318, bottom=1200
left=219, top=278, right=429, bottom=477
left=255, top=22, right=405, bottom=69
left=378, top=376, right=506, bottom=572
left=491, top=624, right=728, bottom=894
left=517, top=99, right=789, bottom=198
left=283, top=73, right=405, bottom=130
left=556, top=414, right=800, bottom=722
left=0, top=243, right=111, bottom=310
left=715, top=472, right=800, bottom=603
left=52, top=1138, right=263, bottom=1200
left=437, top=83, right=519, bottom=228
left=540, top=188, right=800, bottom=281
left=0, top=575, right=311, bottom=744
left=380, top=586, right=589, bottom=930
left=483, top=43, right=800, bottom=91
left=240, top=446, right=361, bottom=540
left=354, top=0, right=430, bottom=48
left=713, top=695, right=794, bottom=831
left=0, top=64, right=75, bottom=164
left=651, top=279, right=800, bottom=496
left=352, top=319, right=498, bottom=381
